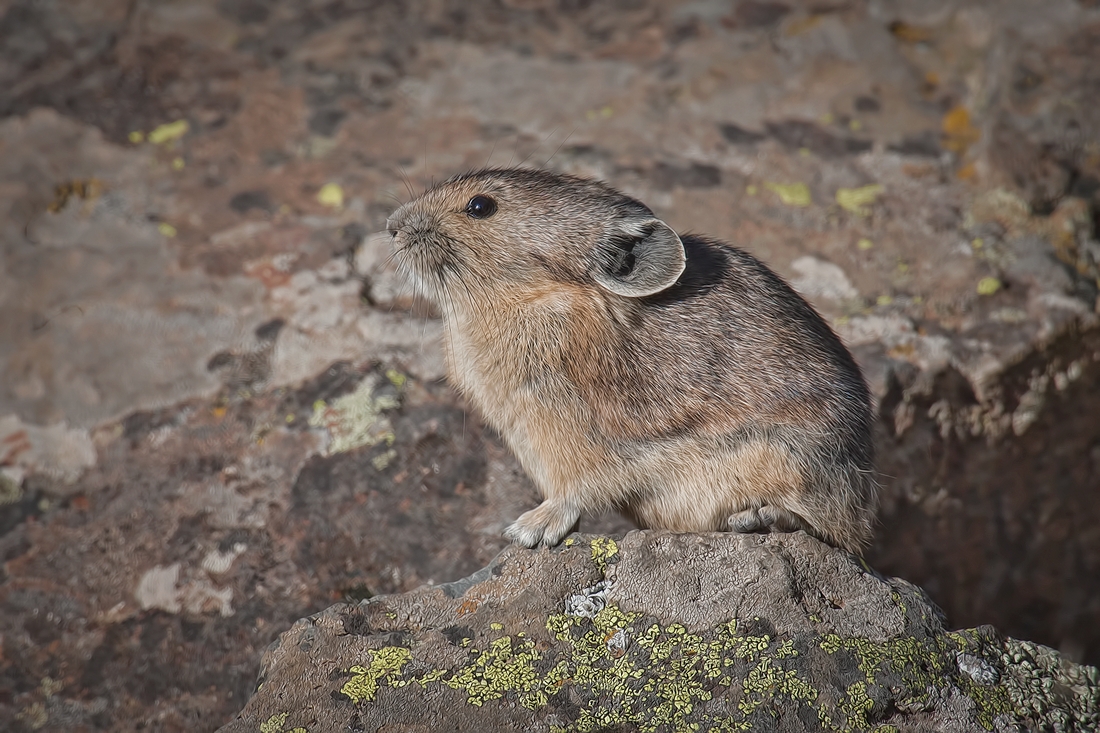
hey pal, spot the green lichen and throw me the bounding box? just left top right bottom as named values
left=818, top=632, right=945, bottom=729
left=308, top=373, right=400, bottom=455
left=17, top=702, right=48, bottom=730
left=0, top=471, right=22, bottom=506
left=945, top=631, right=969, bottom=651
left=370, top=448, right=397, bottom=470
left=820, top=633, right=946, bottom=687
left=999, top=638, right=1099, bottom=731
left=955, top=671, right=1012, bottom=730
left=818, top=630, right=1020, bottom=731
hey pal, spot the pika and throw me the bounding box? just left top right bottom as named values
left=387, top=168, right=876, bottom=553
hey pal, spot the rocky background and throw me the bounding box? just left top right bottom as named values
left=1, top=0, right=1099, bottom=730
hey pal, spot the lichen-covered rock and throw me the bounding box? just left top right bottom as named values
left=218, top=532, right=1099, bottom=733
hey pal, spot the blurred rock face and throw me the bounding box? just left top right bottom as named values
left=1, top=0, right=1099, bottom=730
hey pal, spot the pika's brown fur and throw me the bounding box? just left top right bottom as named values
left=387, top=168, right=877, bottom=553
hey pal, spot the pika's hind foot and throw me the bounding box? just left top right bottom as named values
left=727, top=505, right=808, bottom=535
left=504, top=499, right=581, bottom=548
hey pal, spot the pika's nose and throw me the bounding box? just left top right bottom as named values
left=386, top=206, right=437, bottom=239
left=385, top=207, right=406, bottom=238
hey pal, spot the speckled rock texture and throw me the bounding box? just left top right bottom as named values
left=2, top=0, right=1100, bottom=730
left=218, top=531, right=1100, bottom=733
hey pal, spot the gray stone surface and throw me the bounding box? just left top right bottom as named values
left=1, top=0, right=1099, bottom=730
left=218, top=531, right=1100, bottom=733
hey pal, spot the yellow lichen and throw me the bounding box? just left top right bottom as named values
left=148, top=119, right=189, bottom=145
left=0, top=473, right=23, bottom=506
left=734, top=634, right=771, bottom=660
left=977, top=277, right=1002, bottom=296
left=837, top=681, right=874, bottom=729
left=371, top=448, right=397, bottom=471
left=16, top=702, right=47, bottom=729
left=48, top=178, right=104, bottom=212
left=259, top=712, right=287, bottom=733
left=738, top=657, right=818, bottom=717
left=443, top=635, right=544, bottom=707
left=385, top=369, right=407, bottom=389
left=586, top=105, right=614, bottom=120
left=258, top=711, right=308, bottom=733
left=317, top=182, right=344, bottom=209
left=39, top=677, right=62, bottom=697
left=341, top=647, right=412, bottom=703
left=775, top=639, right=799, bottom=658
left=764, top=181, right=812, bottom=207
left=589, top=537, right=619, bottom=573
left=836, top=184, right=884, bottom=216
left=957, top=672, right=1012, bottom=731
left=338, top=615, right=1027, bottom=731
left=335, top=545, right=1029, bottom=732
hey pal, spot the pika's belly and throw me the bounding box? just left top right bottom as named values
left=623, top=437, right=807, bottom=531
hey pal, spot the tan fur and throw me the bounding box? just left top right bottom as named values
left=388, top=168, right=878, bottom=553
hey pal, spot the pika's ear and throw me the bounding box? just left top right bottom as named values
left=592, top=218, right=686, bottom=298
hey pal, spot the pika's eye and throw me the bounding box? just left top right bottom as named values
left=465, top=195, right=497, bottom=219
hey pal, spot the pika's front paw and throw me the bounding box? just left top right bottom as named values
left=504, top=500, right=580, bottom=548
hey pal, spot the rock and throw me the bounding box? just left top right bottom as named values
left=218, top=532, right=1099, bottom=733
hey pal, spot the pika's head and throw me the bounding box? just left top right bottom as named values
left=387, top=168, right=685, bottom=304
